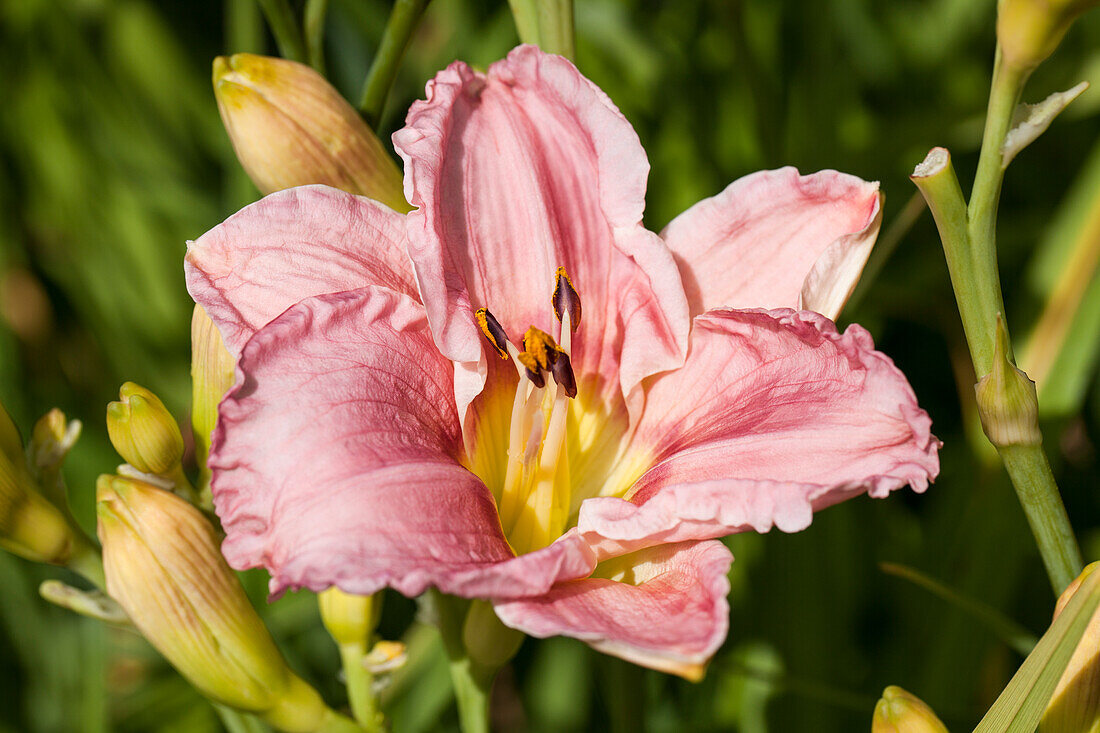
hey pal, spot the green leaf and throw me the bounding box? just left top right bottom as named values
left=974, top=566, right=1100, bottom=732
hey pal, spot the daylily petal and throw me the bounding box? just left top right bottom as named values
left=209, top=286, right=595, bottom=598
left=579, top=308, right=939, bottom=557
left=661, top=168, right=882, bottom=320
left=394, top=44, right=689, bottom=420
left=494, top=540, right=732, bottom=680
left=185, top=185, right=416, bottom=355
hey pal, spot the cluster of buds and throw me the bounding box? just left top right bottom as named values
left=0, top=403, right=85, bottom=566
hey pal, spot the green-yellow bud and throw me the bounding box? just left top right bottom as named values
left=107, top=382, right=184, bottom=475
left=998, top=0, right=1099, bottom=74
left=191, top=304, right=236, bottom=472
left=0, top=412, right=75, bottom=564
left=975, top=317, right=1041, bottom=447
left=319, top=587, right=379, bottom=648
left=96, top=475, right=337, bottom=730
left=462, top=599, right=524, bottom=670
left=1041, top=561, right=1100, bottom=732
left=213, top=53, right=409, bottom=211
left=873, top=686, right=949, bottom=733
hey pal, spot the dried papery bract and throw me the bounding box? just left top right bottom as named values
left=96, top=475, right=348, bottom=731
left=213, top=53, right=408, bottom=211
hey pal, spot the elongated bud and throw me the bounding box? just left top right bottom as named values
left=998, top=0, right=1099, bottom=74
left=191, top=305, right=236, bottom=469
left=1041, top=561, right=1100, bottom=732
left=319, top=587, right=380, bottom=648
left=0, top=459, right=75, bottom=564
left=873, top=686, right=949, bottom=733
left=96, top=476, right=346, bottom=731
left=107, top=383, right=184, bottom=475
left=0, top=407, right=75, bottom=564
left=975, top=317, right=1041, bottom=447
left=213, top=53, right=409, bottom=211
left=463, top=599, right=524, bottom=670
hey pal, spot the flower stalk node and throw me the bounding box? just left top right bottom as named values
left=975, top=317, right=1042, bottom=448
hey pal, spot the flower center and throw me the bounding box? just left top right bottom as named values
left=475, top=268, right=581, bottom=555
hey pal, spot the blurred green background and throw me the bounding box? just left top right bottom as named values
left=1, top=0, right=1100, bottom=730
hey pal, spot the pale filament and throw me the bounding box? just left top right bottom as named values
left=486, top=287, right=578, bottom=553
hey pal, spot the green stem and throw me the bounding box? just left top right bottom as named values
left=339, top=642, right=383, bottom=732
left=226, top=0, right=264, bottom=54
left=506, top=0, right=575, bottom=59
left=214, top=704, right=270, bottom=733
left=358, top=0, right=431, bottom=129
left=965, top=51, right=1028, bottom=376
left=67, top=537, right=106, bottom=591
left=434, top=592, right=494, bottom=733
left=256, top=0, right=307, bottom=63
left=1000, top=445, right=1082, bottom=593
left=912, top=49, right=1083, bottom=594
left=304, top=0, right=329, bottom=73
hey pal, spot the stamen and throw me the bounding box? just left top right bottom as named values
left=550, top=352, right=578, bottom=399
left=515, top=352, right=547, bottom=389
left=552, top=267, right=581, bottom=333
left=475, top=308, right=510, bottom=360
left=521, top=327, right=562, bottom=371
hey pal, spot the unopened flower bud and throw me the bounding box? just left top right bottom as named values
left=191, top=305, right=236, bottom=470
left=998, top=0, right=1099, bottom=74
left=975, top=317, right=1041, bottom=447
left=107, top=383, right=184, bottom=475
left=0, top=414, right=75, bottom=565
left=212, top=53, right=409, bottom=211
left=873, top=686, right=949, bottom=733
left=1041, top=561, right=1100, bottom=732
left=319, top=587, right=380, bottom=648
left=463, top=599, right=524, bottom=670
left=96, top=475, right=343, bottom=730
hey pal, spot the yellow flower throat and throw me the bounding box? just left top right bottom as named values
left=474, top=268, right=581, bottom=555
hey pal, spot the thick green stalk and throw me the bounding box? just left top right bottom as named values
left=434, top=593, right=494, bottom=733
left=304, top=0, right=329, bottom=73
left=1001, top=446, right=1081, bottom=593
left=339, top=642, right=383, bottom=732
left=256, top=0, right=307, bottom=63
left=358, top=0, right=431, bottom=129
left=966, top=51, right=1028, bottom=376
left=507, top=0, right=575, bottom=59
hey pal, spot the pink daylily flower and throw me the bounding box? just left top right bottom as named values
left=185, top=45, right=939, bottom=680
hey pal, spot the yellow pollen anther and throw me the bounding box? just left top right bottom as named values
left=521, top=327, right=562, bottom=372
left=552, top=267, right=581, bottom=333
left=475, top=308, right=509, bottom=360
